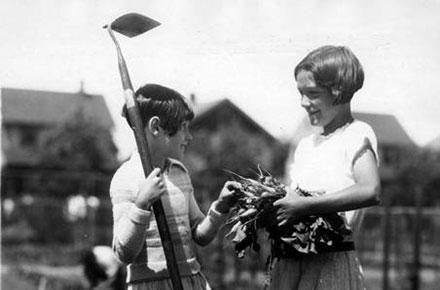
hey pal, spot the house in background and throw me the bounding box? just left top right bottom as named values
left=288, top=112, right=417, bottom=185
left=191, top=97, right=282, bottom=160
left=1, top=87, right=116, bottom=197
left=353, top=112, right=416, bottom=181
left=185, top=97, right=289, bottom=207
left=191, top=98, right=277, bottom=142
left=189, top=97, right=287, bottom=172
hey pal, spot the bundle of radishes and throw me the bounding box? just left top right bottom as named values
left=225, top=166, right=351, bottom=259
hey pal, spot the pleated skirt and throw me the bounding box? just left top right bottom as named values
left=268, top=251, right=366, bottom=290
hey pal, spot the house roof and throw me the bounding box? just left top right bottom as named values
left=1, top=87, right=114, bottom=129
left=192, top=98, right=278, bottom=143
left=426, top=136, right=440, bottom=151
left=353, top=112, right=415, bottom=146
left=292, top=111, right=415, bottom=147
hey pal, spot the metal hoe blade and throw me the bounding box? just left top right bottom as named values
left=104, top=13, right=161, bottom=38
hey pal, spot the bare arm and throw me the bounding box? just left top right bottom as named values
left=191, top=181, right=240, bottom=246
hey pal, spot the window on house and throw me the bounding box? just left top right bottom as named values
left=19, top=126, right=39, bottom=147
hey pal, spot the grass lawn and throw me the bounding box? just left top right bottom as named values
left=2, top=243, right=89, bottom=290
left=2, top=269, right=36, bottom=290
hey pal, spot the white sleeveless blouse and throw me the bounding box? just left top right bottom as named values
left=289, top=120, right=379, bottom=232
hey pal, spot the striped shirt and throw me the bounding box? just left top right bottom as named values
left=110, top=152, right=227, bottom=283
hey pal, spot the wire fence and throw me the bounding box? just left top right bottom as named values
left=2, top=197, right=440, bottom=290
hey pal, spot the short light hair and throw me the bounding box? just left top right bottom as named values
left=294, top=45, right=364, bottom=104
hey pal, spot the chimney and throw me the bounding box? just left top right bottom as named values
left=190, top=93, right=196, bottom=105
left=79, top=80, right=85, bottom=94
left=79, top=80, right=91, bottom=98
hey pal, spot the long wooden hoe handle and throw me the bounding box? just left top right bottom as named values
left=107, top=26, right=184, bottom=290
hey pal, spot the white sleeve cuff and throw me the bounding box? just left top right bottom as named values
left=128, top=204, right=152, bottom=225
left=207, top=201, right=229, bottom=223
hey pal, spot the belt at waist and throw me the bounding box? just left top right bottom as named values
left=275, top=241, right=355, bottom=259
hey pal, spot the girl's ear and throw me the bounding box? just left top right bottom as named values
left=331, top=87, right=342, bottom=105
left=148, top=116, right=161, bottom=136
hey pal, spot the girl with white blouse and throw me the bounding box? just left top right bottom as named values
left=272, top=46, right=381, bottom=290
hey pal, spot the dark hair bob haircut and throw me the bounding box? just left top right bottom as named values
left=294, top=45, right=364, bottom=104
left=122, top=84, right=194, bottom=136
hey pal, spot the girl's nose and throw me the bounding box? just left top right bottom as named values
left=300, top=95, right=311, bottom=108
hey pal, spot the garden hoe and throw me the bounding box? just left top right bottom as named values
left=104, top=13, right=184, bottom=290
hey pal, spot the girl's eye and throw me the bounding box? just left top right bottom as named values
left=307, top=90, right=327, bottom=100
left=308, top=93, right=320, bottom=100
left=299, top=90, right=321, bottom=100
left=300, top=92, right=319, bottom=100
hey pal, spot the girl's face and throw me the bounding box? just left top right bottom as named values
left=296, top=70, right=347, bottom=134
left=162, top=121, right=193, bottom=161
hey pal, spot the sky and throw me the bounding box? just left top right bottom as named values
left=1, top=0, right=440, bottom=160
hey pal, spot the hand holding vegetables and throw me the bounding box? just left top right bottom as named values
left=215, top=181, right=242, bottom=214
left=273, top=188, right=312, bottom=226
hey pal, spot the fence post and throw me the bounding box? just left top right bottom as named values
left=410, top=186, right=423, bottom=290
left=382, top=188, right=391, bottom=290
